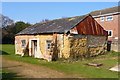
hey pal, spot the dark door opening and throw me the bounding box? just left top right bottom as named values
left=107, top=41, right=112, bottom=51
left=31, top=40, right=37, bottom=57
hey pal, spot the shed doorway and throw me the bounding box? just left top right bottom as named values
left=31, top=40, right=37, bottom=57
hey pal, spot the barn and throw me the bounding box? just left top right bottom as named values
left=15, top=14, right=108, bottom=61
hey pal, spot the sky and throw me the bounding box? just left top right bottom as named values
left=2, top=2, right=118, bottom=24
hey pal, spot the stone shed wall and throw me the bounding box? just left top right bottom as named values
left=15, top=34, right=53, bottom=59
left=87, top=35, right=107, bottom=57
left=61, top=35, right=71, bottom=59
left=69, top=35, right=88, bottom=60
left=68, top=35, right=107, bottom=60
left=15, top=34, right=107, bottom=61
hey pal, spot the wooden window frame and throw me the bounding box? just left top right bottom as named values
left=46, top=40, right=52, bottom=50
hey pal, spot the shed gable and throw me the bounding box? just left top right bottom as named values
left=70, top=15, right=107, bottom=36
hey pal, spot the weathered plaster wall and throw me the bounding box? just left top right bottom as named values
left=15, top=34, right=53, bottom=59
left=57, top=34, right=64, bottom=58
left=61, top=34, right=71, bottom=58
left=15, top=34, right=107, bottom=61
left=15, top=35, right=32, bottom=55
left=38, top=34, right=53, bottom=55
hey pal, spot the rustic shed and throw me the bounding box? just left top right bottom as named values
left=15, top=14, right=108, bottom=61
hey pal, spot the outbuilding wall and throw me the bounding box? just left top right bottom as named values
left=61, top=34, right=71, bottom=58
left=87, top=35, right=107, bottom=56
left=15, top=34, right=107, bottom=61
left=15, top=34, right=53, bottom=59
left=66, top=35, right=107, bottom=60
left=69, top=35, right=87, bottom=60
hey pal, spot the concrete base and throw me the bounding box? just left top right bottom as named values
left=109, top=65, right=120, bottom=72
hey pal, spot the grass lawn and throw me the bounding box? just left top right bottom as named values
left=1, top=44, right=120, bottom=78
left=1, top=69, right=19, bottom=79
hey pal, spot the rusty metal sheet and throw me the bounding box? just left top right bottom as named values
left=75, top=15, right=107, bottom=36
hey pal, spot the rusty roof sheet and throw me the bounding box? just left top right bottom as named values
left=17, top=15, right=87, bottom=35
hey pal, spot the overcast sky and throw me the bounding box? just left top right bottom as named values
left=2, top=2, right=118, bottom=24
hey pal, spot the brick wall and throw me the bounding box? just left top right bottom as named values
left=95, top=14, right=119, bottom=40
left=95, top=14, right=120, bottom=52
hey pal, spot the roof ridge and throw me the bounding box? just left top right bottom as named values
left=91, top=6, right=119, bottom=13
left=90, top=6, right=120, bottom=16
left=32, top=14, right=87, bottom=26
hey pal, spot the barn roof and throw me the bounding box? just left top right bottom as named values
left=17, top=14, right=107, bottom=36
left=17, top=15, right=87, bottom=35
left=90, top=6, right=120, bottom=17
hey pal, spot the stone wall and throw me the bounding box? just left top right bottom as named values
left=87, top=35, right=107, bottom=56
left=15, top=34, right=107, bottom=61
left=69, top=35, right=87, bottom=60
left=67, top=35, right=107, bottom=60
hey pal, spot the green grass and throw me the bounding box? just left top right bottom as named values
left=1, top=44, right=120, bottom=78
left=2, top=69, right=19, bottom=79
